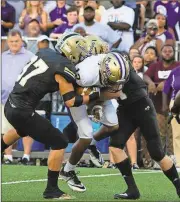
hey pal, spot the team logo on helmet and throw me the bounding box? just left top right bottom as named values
left=55, top=32, right=88, bottom=64
left=99, top=52, right=130, bottom=92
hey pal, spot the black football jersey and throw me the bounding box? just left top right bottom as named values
left=9, top=48, right=76, bottom=109
left=118, top=67, right=148, bottom=106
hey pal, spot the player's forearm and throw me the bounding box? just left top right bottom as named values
left=100, top=90, right=121, bottom=101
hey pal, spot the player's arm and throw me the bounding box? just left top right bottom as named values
left=55, top=74, right=100, bottom=108
left=99, top=89, right=121, bottom=101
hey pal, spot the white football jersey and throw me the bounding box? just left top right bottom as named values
left=75, top=54, right=106, bottom=87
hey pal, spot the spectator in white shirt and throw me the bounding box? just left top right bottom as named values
left=72, top=5, right=121, bottom=49
left=101, top=0, right=135, bottom=52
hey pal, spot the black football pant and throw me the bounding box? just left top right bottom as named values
left=110, top=96, right=165, bottom=162
left=4, top=99, right=68, bottom=150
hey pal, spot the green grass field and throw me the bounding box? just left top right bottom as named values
left=2, top=165, right=180, bottom=201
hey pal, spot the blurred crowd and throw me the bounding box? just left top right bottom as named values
left=1, top=0, right=180, bottom=169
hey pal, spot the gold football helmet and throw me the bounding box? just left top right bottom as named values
left=85, top=35, right=109, bottom=55
left=55, top=32, right=88, bottom=64
left=99, top=52, right=130, bottom=91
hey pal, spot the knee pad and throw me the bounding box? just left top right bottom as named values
left=146, top=137, right=165, bottom=162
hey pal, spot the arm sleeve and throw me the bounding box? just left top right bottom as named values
left=56, top=62, right=76, bottom=84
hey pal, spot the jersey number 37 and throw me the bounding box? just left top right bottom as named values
left=17, top=56, right=49, bottom=87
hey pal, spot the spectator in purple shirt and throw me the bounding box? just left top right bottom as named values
left=47, top=0, right=68, bottom=31
left=50, top=6, right=78, bottom=39
left=163, top=66, right=180, bottom=169
left=168, top=0, right=180, bottom=41
left=155, top=13, right=175, bottom=45
left=1, top=0, right=15, bottom=36
left=154, top=0, right=169, bottom=17
left=154, top=0, right=180, bottom=41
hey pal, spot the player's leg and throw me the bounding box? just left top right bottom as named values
left=60, top=105, right=92, bottom=192
left=126, top=132, right=139, bottom=169
left=21, top=136, right=34, bottom=164
left=91, top=100, right=119, bottom=167
left=4, top=101, right=72, bottom=199
left=1, top=129, right=21, bottom=156
left=109, top=106, right=140, bottom=199
left=138, top=97, right=180, bottom=198
left=1, top=104, right=20, bottom=162
left=21, top=112, right=72, bottom=199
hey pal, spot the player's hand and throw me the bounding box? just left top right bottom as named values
left=156, top=81, right=164, bottom=92
left=91, top=105, right=103, bottom=123
left=148, top=82, right=157, bottom=95
left=89, top=87, right=100, bottom=97
left=89, top=87, right=101, bottom=102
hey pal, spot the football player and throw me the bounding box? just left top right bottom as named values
left=93, top=51, right=180, bottom=199
left=1, top=33, right=100, bottom=200
left=56, top=34, right=129, bottom=192
left=64, top=35, right=110, bottom=168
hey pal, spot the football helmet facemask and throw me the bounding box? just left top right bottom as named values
left=55, top=32, right=88, bottom=64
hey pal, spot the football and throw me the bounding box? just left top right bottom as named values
left=76, top=87, right=93, bottom=95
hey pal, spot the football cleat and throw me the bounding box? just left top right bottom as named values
left=21, top=158, right=30, bottom=165
left=59, top=167, right=86, bottom=192
left=4, top=159, right=13, bottom=165
left=132, top=163, right=139, bottom=170
left=88, top=145, right=104, bottom=168
left=153, top=161, right=161, bottom=170
left=43, top=186, right=74, bottom=200
left=114, top=189, right=140, bottom=200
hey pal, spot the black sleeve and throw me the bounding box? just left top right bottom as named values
left=55, top=58, right=77, bottom=83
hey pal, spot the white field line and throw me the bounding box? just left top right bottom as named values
left=2, top=170, right=163, bottom=185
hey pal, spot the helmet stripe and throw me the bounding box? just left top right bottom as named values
left=111, top=52, right=125, bottom=81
